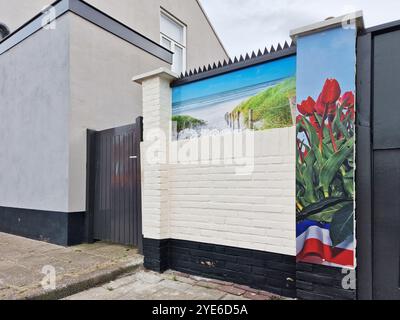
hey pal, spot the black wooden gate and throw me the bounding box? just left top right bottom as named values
left=86, top=118, right=143, bottom=250
left=357, top=23, right=400, bottom=300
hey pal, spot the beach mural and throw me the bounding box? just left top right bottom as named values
left=172, top=55, right=297, bottom=140
left=296, top=27, right=356, bottom=268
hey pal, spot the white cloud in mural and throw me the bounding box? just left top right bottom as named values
left=200, top=0, right=400, bottom=57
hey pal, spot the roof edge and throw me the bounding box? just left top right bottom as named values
left=0, top=0, right=173, bottom=63
left=195, top=0, right=230, bottom=59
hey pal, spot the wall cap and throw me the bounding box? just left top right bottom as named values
left=132, top=67, right=179, bottom=84
left=290, top=11, right=364, bottom=42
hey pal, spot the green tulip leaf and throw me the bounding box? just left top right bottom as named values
left=302, top=117, right=324, bottom=165
left=329, top=202, right=354, bottom=247
left=297, top=197, right=352, bottom=222
left=308, top=202, right=349, bottom=223
left=319, top=137, right=354, bottom=197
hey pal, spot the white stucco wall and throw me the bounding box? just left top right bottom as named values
left=0, top=0, right=50, bottom=32
left=68, top=13, right=169, bottom=212
left=0, top=15, right=70, bottom=212
left=0, top=0, right=228, bottom=70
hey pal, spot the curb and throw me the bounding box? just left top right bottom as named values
left=24, top=262, right=144, bottom=300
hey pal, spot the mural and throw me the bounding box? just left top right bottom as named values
left=172, top=56, right=297, bottom=140
left=296, top=27, right=356, bottom=268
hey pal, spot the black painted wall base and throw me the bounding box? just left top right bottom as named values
left=296, top=262, right=356, bottom=300
left=143, top=238, right=296, bottom=298
left=0, top=206, right=85, bottom=246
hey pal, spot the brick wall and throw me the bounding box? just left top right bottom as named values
left=144, top=238, right=297, bottom=297
left=139, top=69, right=296, bottom=257
left=167, top=128, right=296, bottom=256
left=296, top=263, right=356, bottom=300
left=137, top=69, right=297, bottom=297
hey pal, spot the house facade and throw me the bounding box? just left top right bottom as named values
left=1, top=2, right=400, bottom=301
left=0, top=0, right=228, bottom=246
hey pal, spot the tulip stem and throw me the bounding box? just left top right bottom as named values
left=328, top=122, right=338, bottom=152
left=319, top=109, right=328, bottom=153
left=297, top=140, right=304, bottom=164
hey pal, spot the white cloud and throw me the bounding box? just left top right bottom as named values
left=200, top=0, right=400, bottom=57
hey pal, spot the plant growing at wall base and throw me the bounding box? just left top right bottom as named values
left=296, top=79, right=355, bottom=247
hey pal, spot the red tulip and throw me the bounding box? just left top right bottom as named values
left=297, top=97, right=315, bottom=115
left=315, top=94, right=336, bottom=116
left=314, top=94, right=324, bottom=116
left=321, top=79, right=341, bottom=105
left=340, top=91, right=355, bottom=109
left=310, top=115, right=321, bottom=134
left=296, top=115, right=303, bottom=124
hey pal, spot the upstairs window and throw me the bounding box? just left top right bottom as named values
left=160, top=11, right=186, bottom=75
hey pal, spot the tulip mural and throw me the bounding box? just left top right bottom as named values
left=296, top=27, right=356, bottom=268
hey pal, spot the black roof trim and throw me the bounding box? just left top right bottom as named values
left=172, top=41, right=296, bottom=87
left=365, top=19, right=400, bottom=35
left=0, top=0, right=173, bottom=63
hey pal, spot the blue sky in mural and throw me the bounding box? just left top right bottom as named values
left=296, top=27, right=356, bottom=103
left=172, top=55, right=296, bottom=111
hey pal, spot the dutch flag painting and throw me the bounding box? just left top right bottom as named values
left=296, top=220, right=354, bottom=268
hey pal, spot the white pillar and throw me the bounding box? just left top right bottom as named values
left=132, top=68, right=178, bottom=241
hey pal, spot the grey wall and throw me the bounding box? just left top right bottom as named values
left=85, top=0, right=229, bottom=69
left=68, top=13, right=169, bottom=212
left=0, top=15, right=70, bottom=212
left=0, top=0, right=228, bottom=70
left=0, top=0, right=50, bottom=31
left=0, top=0, right=229, bottom=214
left=161, top=0, right=228, bottom=70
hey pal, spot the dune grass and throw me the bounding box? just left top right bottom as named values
left=232, top=77, right=296, bottom=130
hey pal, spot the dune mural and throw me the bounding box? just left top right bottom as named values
left=172, top=55, right=297, bottom=140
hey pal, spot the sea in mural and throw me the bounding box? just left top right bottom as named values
left=172, top=56, right=297, bottom=140
left=296, top=27, right=356, bottom=268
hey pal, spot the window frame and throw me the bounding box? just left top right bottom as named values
left=160, top=10, right=187, bottom=74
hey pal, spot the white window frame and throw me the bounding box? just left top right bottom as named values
left=160, top=9, right=187, bottom=74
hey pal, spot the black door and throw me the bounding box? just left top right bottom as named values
left=372, top=29, right=400, bottom=300
left=86, top=118, right=143, bottom=250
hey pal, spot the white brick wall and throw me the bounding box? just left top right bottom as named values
left=137, top=70, right=296, bottom=257
left=167, top=129, right=296, bottom=256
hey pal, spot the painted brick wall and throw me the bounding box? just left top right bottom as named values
left=140, top=70, right=296, bottom=257
left=167, top=129, right=296, bottom=256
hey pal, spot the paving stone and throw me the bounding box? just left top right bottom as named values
left=0, top=232, right=142, bottom=300
left=233, top=284, right=260, bottom=294
left=135, top=271, right=164, bottom=284
left=217, top=285, right=246, bottom=296
left=160, top=279, right=193, bottom=292
left=148, top=288, right=196, bottom=300
left=102, top=274, right=138, bottom=290
left=221, top=294, right=250, bottom=300
left=64, top=287, right=112, bottom=300
left=186, top=285, right=227, bottom=300
left=243, top=292, right=272, bottom=300
left=171, top=275, right=198, bottom=286
left=196, top=280, right=221, bottom=290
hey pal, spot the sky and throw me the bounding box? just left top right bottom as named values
left=297, top=27, right=356, bottom=102
left=200, top=0, right=400, bottom=57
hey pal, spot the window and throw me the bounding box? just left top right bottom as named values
left=160, top=11, right=186, bottom=75
left=0, top=23, right=10, bottom=40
